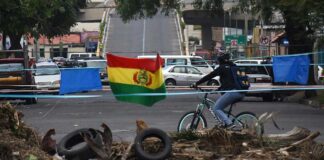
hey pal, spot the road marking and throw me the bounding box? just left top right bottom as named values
left=112, top=129, right=132, bottom=133
left=41, top=100, right=60, bottom=119
left=174, top=14, right=183, bottom=55
left=142, top=19, right=146, bottom=55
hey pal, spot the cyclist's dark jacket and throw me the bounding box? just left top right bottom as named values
left=196, top=61, right=237, bottom=91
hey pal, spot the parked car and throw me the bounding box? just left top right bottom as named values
left=53, top=57, right=66, bottom=68
left=33, top=61, right=60, bottom=90
left=163, top=65, right=220, bottom=86
left=138, top=55, right=214, bottom=74
left=67, top=52, right=96, bottom=60
left=236, top=64, right=272, bottom=83
left=234, top=59, right=266, bottom=64
left=0, top=51, right=36, bottom=104
left=318, top=66, right=324, bottom=81
left=77, top=59, right=108, bottom=84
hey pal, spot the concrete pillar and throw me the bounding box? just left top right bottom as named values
left=201, top=25, right=212, bottom=50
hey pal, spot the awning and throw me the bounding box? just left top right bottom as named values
left=271, top=32, right=286, bottom=43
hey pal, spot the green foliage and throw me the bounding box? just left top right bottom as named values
left=115, top=0, right=224, bottom=22
left=192, top=0, right=223, bottom=15
left=0, top=0, right=86, bottom=49
left=115, top=0, right=182, bottom=22
left=232, top=0, right=324, bottom=54
left=99, top=21, right=106, bottom=43
left=189, top=36, right=200, bottom=45
left=180, top=21, right=186, bottom=30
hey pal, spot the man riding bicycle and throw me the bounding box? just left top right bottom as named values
left=190, top=53, right=246, bottom=129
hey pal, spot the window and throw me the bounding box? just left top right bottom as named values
left=171, top=66, right=186, bottom=73
left=40, top=48, right=45, bottom=57
left=190, top=58, right=208, bottom=67
left=85, top=61, right=107, bottom=72
left=35, top=65, right=60, bottom=76
left=80, top=54, right=90, bottom=58
left=167, top=59, right=187, bottom=65
left=238, top=66, right=268, bottom=75
left=187, top=67, right=201, bottom=74
left=0, top=63, right=24, bottom=72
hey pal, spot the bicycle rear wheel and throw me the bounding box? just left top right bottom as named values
left=234, top=112, right=264, bottom=136
left=177, top=111, right=207, bottom=132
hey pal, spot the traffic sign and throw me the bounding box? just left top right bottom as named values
left=260, top=36, right=269, bottom=45
left=225, top=35, right=247, bottom=46
left=231, top=40, right=238, bottom=46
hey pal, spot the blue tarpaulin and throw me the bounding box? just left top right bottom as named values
left=59, top=68, right=102, bottom=94
left=273, top=55, right=310, bottom=84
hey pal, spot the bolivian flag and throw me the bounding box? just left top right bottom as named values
left=107, top=54, right=166, bottom=106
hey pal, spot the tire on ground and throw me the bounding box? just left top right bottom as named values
left=57, top=128, right=103, bottom=160
left=134, top=128, right=172, bottom=160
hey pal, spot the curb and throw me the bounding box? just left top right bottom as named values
left=299, top=99, right=324, bottom=109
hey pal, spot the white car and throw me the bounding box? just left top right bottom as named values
left=33, top=62, right=60, bottom=89
left=138, top=55, right=214, bottom=74
left=163, top=65, right=220, bottom=86
left=318, top=66, right=324, bottom=81
left=234, top=59, right=266, bottom=64
left=77, top=59, right=108, bottom=83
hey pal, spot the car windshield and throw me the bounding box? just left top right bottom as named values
left=190, top=58, right=209, bottom=67
left=36, top=65, right=60, bottom=76
left=166, top=59, right=187, bottom=65
left=238, top=66, right=268, bottom=75
left=0, top=63, right=24, bottom=71
left=85, top=61, right=107, bottom=72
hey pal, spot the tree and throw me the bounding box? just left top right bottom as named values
left=234, top=0, right=324, bottom=97
left=116, top=0, right=324, bottom=54
left=116, top=0, right=324, bottom=97
left=115, top=0, right=223, bottom=22
left=233, top=0, right=324, bottom=54
left=0, top=0, right=87, bottom=50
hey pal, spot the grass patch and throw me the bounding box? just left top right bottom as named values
left=310, top=90, right=324, bottom=104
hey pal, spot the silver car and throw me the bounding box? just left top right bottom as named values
left=163, top=65, right=220, bottom=86
left=235, top=64, right=272, bottom=83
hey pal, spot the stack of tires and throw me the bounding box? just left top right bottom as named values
left=57, top=128, right=102, bottom=160
left=57, top=127, right=172, bottom=160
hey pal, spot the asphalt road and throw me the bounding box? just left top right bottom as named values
left=105, top=9, right=181, bottom=57
left=16, top=90, right=324, bottom=143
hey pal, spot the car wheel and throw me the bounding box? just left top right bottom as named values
left=207, top=80, right=219, bottom=86
left=165, top=79, right=176, bottom=86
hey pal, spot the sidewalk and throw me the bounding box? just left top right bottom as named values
left=285, top=90, right=324, bottom=109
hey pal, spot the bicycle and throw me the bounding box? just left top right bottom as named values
left=177, top=88, right=263, bottom=136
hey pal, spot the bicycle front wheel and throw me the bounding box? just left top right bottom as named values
left=177, top=111, right=207, bottom=132
left=235, top=112, right=264, bottom=136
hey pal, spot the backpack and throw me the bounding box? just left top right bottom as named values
left=230, top=66, right=250, bottom=90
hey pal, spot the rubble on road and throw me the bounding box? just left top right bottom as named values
left=0, top=103, right=52, bottom=160
left=1, top=103, right=323, bottom=160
